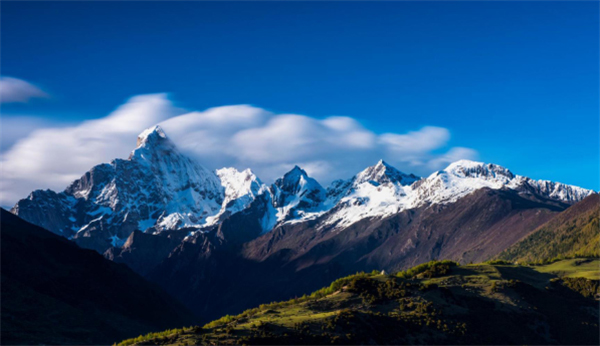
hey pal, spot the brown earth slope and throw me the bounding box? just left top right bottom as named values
left=147, top=188, right=565, bottom=322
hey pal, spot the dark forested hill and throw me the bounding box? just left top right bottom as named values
left=498, top=194, right=599, bottom=263
left=0, top=209, right=196, bottom=345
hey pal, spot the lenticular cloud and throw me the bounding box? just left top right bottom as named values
left=0, top=77, right=48, bottom=103
left=0, top=93, right=477, bottom=206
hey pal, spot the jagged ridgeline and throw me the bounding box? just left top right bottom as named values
left=12, top=125, right=593, bottom=255
left=118, top=259, right=599, bottom=346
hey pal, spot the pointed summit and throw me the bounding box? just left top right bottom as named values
left=275, top=166, right=306, bottom=189
left=272, top=166, right=326, bottom=211
left=129, top=125, right=180, bottom=161
left=275, top=166, right=322, bottom=193
left=136, top=125, right=169, bottom=149
left=356, top=160, right=419, bottom=186
left=280, top=165, right=308, bottom=182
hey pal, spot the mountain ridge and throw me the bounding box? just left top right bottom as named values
left=12, top=126, right=593, bottom=254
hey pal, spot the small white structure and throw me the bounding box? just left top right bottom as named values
left=380, top=270, right=388, bottom=275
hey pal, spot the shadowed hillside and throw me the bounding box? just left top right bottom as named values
left=0, top=209, right=196, bottom=345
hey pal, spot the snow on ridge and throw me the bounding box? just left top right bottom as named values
left=425, top=160, right=593, bottom=204
left=318, top=161, right=419, bottom=230
left=270, top=165, right=328, bottom=224
left=354, top=159, right=420, bottom=186
left=13, top=125, right=227, bottom=246
left=12, top=125, right=595, bottom=246
left=136, top=125, right=168, bottom=148
left=317, top=159, right=594, bottom=231
left=204, top=167, right=270, bottom=226
left=268, top=159, right=593, bottom=232
left=217, top=167, right=265, bottom=201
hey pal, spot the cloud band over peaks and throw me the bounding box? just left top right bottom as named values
left=0, top=94, right=477, bottom=205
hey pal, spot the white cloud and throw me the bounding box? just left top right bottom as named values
left=380, top=127, right=450, bottom=153
left=0, top=77, right=49, bottom=103
left=0, top=116, right=73, bottom=153
left=0, top=94, right=477, bottom=206
left=425, top=147, right=479, bottom=170
left=0, top=94, right=184, bottom=205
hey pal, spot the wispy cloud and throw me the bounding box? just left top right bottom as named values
left=0, top=94, right=184, bottom=205
left=0, top=94, right=477, bottom=206
left=0, top=77, right=48, bottom=103
left=0, top=116, right=73, bottom=153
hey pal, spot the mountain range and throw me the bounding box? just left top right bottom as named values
left=10, top=125, right=596, bottom=322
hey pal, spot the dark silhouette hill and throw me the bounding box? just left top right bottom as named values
left=0, top=209, right=196, bottom=345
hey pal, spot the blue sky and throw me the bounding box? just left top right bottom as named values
left=0, top=1, right=598, bottom=200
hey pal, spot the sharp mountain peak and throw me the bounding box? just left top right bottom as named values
left=356, top=159, right=420, bottom=186
left=135, top=125, right=169, bottom=148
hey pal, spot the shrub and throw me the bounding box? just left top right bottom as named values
left=396, top=260, right=458, bottom=279
left=560, top=277, right=599, bottom=298
left=117, top=328, right=187, bottom=346
left=203, top=314, right=235, bottom=329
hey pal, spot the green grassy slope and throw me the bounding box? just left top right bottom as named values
left=118, top=259, right=599, bottom=346
left=497, top=194, right=599, bottom=264
left=531, top=258, right=600, bottom=280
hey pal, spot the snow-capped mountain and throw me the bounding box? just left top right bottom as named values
left=11, top=126, right=595, bottom=254
left=207, top=167, right=268, bottom=225
left=411, top=160, right=593, bottom=206
left=270, top=166, right=327, bottom=222
left=355, top=160, right=420, bottom=186
left=320, top=160, right=421, bottom=229
left=318, top=159, right=593, bottom=231
left=12, top=126, right=229, bottom=251
left=121, top=125, right=224, bottom=231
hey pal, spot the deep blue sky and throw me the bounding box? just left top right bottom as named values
left=1, top=1, right=598, bottom=190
